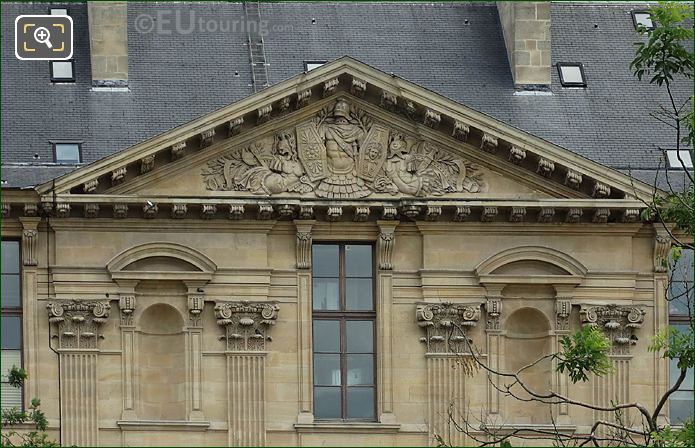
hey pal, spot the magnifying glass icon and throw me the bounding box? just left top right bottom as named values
left=33, top=27, right=53, bottom=49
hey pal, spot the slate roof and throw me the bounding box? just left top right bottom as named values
left=1, top=1, right=691, bottom=188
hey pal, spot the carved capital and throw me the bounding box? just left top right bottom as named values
left=188, top=295, right=205, bottom=327
left=294, top=220, right=315, bottom=269
left=485, top=297, right=502, bottom=330
left=377, top=221, right=398, bottom=270
left=555, top=299, right=572, bottom=332
left=47, top=300, right=111, bottom=350
left=22, top=227, right=38, bottom=266
left=579, top=304, right=645, bottom=354
left=214, top=301, right=279, bottom=351
left=118, top=295, right=136, bottom=326
left=416, top=302, right=480, bottom=354
left=654, top=232, right=673, bottom=273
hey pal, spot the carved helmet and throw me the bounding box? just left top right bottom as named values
left=333, top=100, right=350, bottom=119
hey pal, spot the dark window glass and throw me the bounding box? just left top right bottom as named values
left=1, top=316, right=21, bottom=350
left=1, top=241, right=20, bottom=275
left=312, top=243, right=375, bottom=420
left=1, top=239, right=22, bottom=411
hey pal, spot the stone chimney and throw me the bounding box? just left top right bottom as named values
left=497, top=2, right=551, bottom=90
left=87, top=2, right=128, bottom=87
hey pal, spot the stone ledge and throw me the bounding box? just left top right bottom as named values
left=294, top=422, right=401, bottom=433
left=116, top=420, right=211, bottom=431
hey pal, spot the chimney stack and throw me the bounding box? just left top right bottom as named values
left=497, top=2, right=551, bottom=91
left=88, top=2, right=128, bottom=87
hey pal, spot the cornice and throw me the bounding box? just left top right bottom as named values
left=32, top=57, right=657, bottom=203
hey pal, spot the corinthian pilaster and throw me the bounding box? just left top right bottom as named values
left=215, top=300, right=278, bottom=446
left=46, top=299, right=110, bottom=446
left=377, top=220, right=398, bottom=270
left=416, top=302, right=481, bottom=354
left=579, top=304, right=645, bottom=355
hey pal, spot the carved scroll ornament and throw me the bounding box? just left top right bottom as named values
left=202, top=99, right=486, bottom=198
left=47, top=300, right=111, bottom=350
left=416, top=302, right=481, bottom=354
left=214, top=301, right=279, bottom=351
left=579, top=304, right=645, bottom=355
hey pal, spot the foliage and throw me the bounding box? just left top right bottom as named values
left=0, top=367, right=58, bottom=448
left=556, top=325, right=614, bottom=383
left=650, top=324, right=695, bottom=371
left=631, top=2, right=693, bottom=86
left=650, top=421, right=695, bottom=447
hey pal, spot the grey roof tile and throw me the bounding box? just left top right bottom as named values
left=1, top=2, right=691, bottom=188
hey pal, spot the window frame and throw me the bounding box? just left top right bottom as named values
left=664, top=149, right=694, bottom=170
left=557, top=62, right=587, bottom=88
left=1, top=239, right=24, bottom=411
left=49, top=7, right=69, bottom=16
left=667, top=248, right=693, bottom=425
left=304, top=60, right=327, bottom=72
left=311, top=242, right=377, bottom=421
left=51, top=141, right=83, bottom=164
left=632, top=10, right=655, bottom=31
left=49, top=60, right=76, bottom=83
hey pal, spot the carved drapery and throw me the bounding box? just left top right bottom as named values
left=202, top=99, right=485, bottom=198
left=215, top=301, right=279, bottom=351
left=579, top=304, right=645, bottom=355
left=416, top=302, right=480, bottom=354
left=47, top=300, right=111, bottom=350
left=377, top=220, right=398, bottom=270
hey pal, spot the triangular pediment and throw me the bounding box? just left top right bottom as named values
left=107, top=95, right=560, bottom=201
left=33, top=57, right=654, bottom=222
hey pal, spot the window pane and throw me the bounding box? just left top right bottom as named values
left=1, top=317, right=21, bottom=350
left=312, top=278, right=339, bottom=310
left=1, top=350, right=22, bottom=381
left=560, top=65, right=584, bottom=84
left=51, top=61, right=74, bottom=80
left=1, top=241, right=20, bottom=274
left=670, top=390, right=694, bottom=424
left=314, top=387, right=341, bottom=418
left=313, top=320, right=340, bottom=353
left=1, top=275, right=20, bottom=308
left=345, top=245, right=372, bottom=277
left=346, top=278, right=373, bottom=310
left=55, top=143, right=80, bottom=163
left=634, top=13, right=653, bottom=29
left=668, top=283, right=693, bottom=315
left=346, top=321, right=373, bottom=353
left=314, top=354, right=341, bottom=386
left=347, top=354, right=373, bottom=386
left=312, top=245, right=339, bottom=277
left=346, top=387, right=374, bottom=419
left=1, top=382, right=22, bottom=411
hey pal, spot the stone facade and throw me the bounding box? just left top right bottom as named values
left=0, top=60, right=672, bottom=446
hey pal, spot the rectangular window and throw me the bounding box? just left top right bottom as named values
left=1, top=240, right=22, bottom=411
left=666, top=150, right=693, bottom=169
left=557, top=63, right=587, bottom=88
left=50, top=8, right=69, bottom=16
left=50, top=60, right=75, bottom=83
left=632, top=11, right=654, bottom=31
left=305, top=61, right=326, bottom=72
left=53, top=142, right=82, bottom=164
left=668, top=248, right=693, bottom=424
left=312, top=243, right=376, bottom=420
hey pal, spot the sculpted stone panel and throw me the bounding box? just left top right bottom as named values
left=46, top=300, right=111, bottom=350
left=579, top=304, right=645, bottom=355
left=214, top=301, right=279, bottom=351
left=202, top=99, right=486, bottom=198
left=416, top=302, right=481, bottom=354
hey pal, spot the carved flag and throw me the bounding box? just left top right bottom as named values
left=296, top=122, right=328, bottom=182
left=356, top=123, right=389, bottom=182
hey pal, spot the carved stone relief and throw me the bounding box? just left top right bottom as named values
left=416, top=302, right=481, bottom=354
left=579, top=304, right=645, bottom=355
left=46, top=300, right=111, bottom=350
left=214, top=301, right=279, bottom=351
left=202, top=99, right=486, bottom=198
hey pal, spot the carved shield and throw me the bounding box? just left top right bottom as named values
left=296, top=122, right=328, bottom=182
left=356, top=124, right=389, bottom=182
